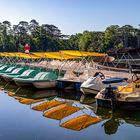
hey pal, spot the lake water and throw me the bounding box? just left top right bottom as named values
left=0, top=81, right=140, bottom=140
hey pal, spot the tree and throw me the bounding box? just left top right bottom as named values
left=0, top=20, right=139, bottom=52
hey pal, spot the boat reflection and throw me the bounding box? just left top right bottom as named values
left=96, top=107, right=140, bottom=135
left=0, top=79, right=18, bottom=92
left=60, top=114, right=101, bottom=131
left=80, top=94, right=96, bottom=105
left=5, top=88, right=101, bottom=131
left=8, top=88, right=57, bottom=99
left=43, top=103, right=80, bottom=120
left=3, top=86, right=140, bottom=133
left=32, top=99, right=65, bottom=112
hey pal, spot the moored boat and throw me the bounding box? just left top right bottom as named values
left=2, top=67, right=28, bottom=82
left=32, top=70, right=59, bottom=89
left=13, top=69, right=40, bottom=86
left=13, top=71, right=46, bottom=87
left=14, top=70, right=59, bottom=89
left=32, top=80, right=57, bottom=89
left=95, top=74, right=140, bottom=110
left=80, top=72, right=128, bottom=95
left=0, top=66, right=19, bottom=77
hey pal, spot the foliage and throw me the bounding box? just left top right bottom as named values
left=0, top=20, right=140, bottom=52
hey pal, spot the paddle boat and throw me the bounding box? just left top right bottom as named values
left=0, top=65, right=12, bottom=72
left=95, top=73, right=140, bottom=110
left=80, top=72, right=128, bottom=95
left=33, top=71, right=60, bottom=89
left=13, top=70, right=40, bottom=87
left=2, top=67, right=30, bottom=82
left=0, top=65, right=19, bottom=77
left=14, top=69, right=60, bottom=89
left=32, top=69, right=60, bottom=89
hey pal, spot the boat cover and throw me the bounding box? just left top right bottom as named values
left=102, top=77, right=127, bottom=84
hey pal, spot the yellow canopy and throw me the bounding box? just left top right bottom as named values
left=0, top=52, right=17, bottom=57
left=0, top=51, right=106, bottom=59
left=33, top=52, right=80, bottom=60
left=60, top=115, right=101, bottom=131
left=61, top=50, right=107, bottom=57
left=14, top=52, right=40, bottom=59
left=43, top=104, right=80, bottom=120
left=32, top=100, right=65, bottom=111
left=0, top=52, right=40, bottom=59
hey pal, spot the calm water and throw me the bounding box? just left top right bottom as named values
left=0, top=81, right=140, bottom=140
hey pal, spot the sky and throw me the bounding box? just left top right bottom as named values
left=0, top=0, right=140, bottom=35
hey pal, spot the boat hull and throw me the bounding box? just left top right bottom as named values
left=14, top=80, right=33, bottom=87
left=32, top=81, right=57, bottom=89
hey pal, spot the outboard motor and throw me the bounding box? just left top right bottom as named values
left=103, top=85, right=118, bottom=111
left=104, top=85, right=117, bottom=99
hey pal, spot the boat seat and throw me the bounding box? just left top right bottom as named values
left=0, top=66, right=7, bottom=70
left=34, top=72, right=46, bottom=80
left=39, top=72, right=50, bottom=80
left=11, top=68, right=23, bottom=74
left=39, top=72, right=58, bottom=80
left=5, top=67, right=15, bottom=72
left=102, top=77, right=128, bottom=84
left=20, top=69, right=34, bottom=76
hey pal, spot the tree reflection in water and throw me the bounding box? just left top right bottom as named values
left=96, top=107, right=140, bottom=135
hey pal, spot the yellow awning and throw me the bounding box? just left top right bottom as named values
left=0, top=51, right=106, bottom=59
left=0, top=52, right=40, bottom=59
left=43, top=104, right=80, bottom=120
left=60, top=115, right=101, bottom=131
left=32, top=52, right=46, bottom=58
left=33, top=52, right=80, bottom=60
left=14, top=52, right=40, bottom=59
left=32, top=100, right=65, bottom=111
left=0, top=52, right=17, bottom=57
left=61, top=50, right=107, bottom=57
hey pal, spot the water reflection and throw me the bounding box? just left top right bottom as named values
left=2, top=82, right=140, bottom=135
left=0, top=79, right=18, bottom=91
left=60, top=114, right=101, bottom=131
left=11, top=88, right=57, bottom=99
left=4, top=87, right=101, bottom=131
left=32, top=99, right=65, bottom=112
left=96, top=107, right=140, bottom=135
